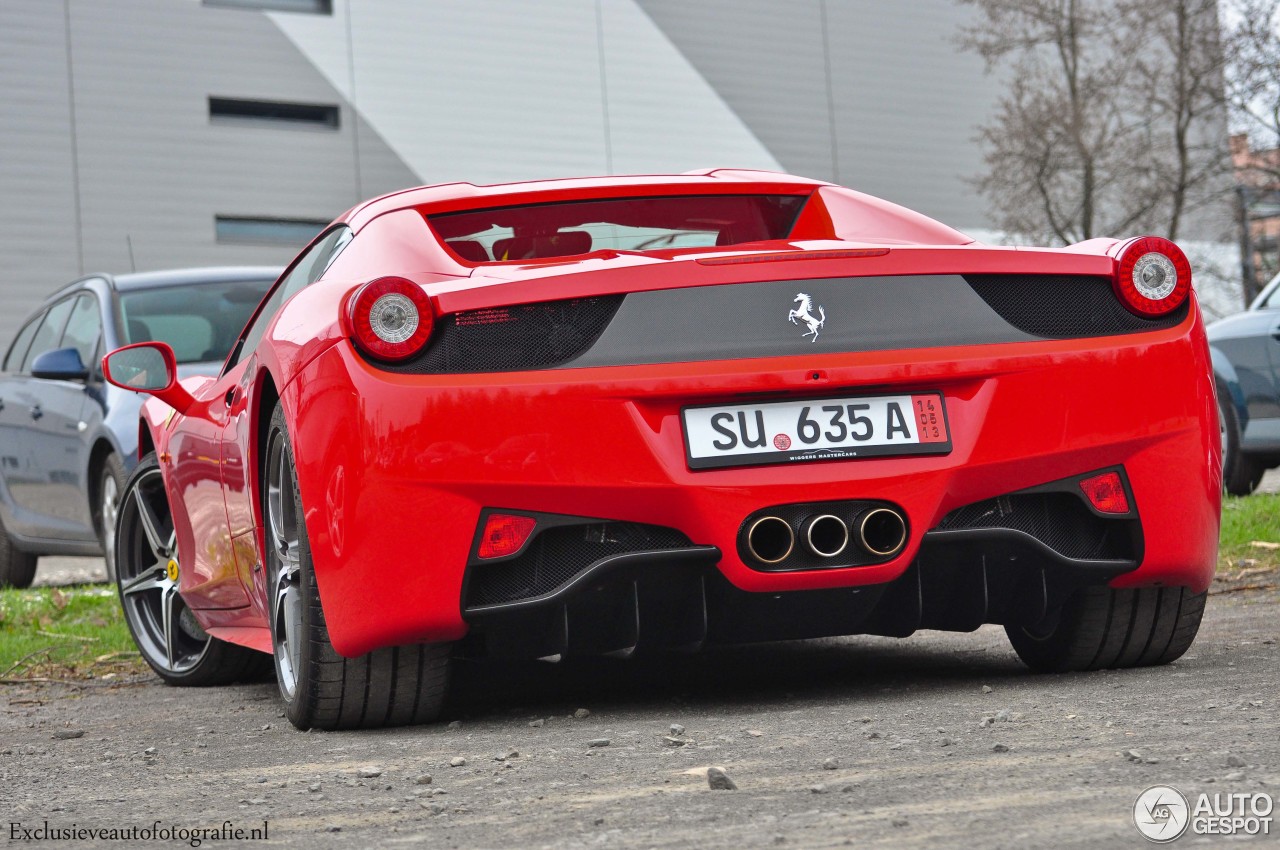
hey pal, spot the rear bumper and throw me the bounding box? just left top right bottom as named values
left=286, top=314, right=1220, bottom=656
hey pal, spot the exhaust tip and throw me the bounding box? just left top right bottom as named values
left=803, top=514, right=850, bottom=558
left=747, top=516, right=794, bottom=564
left=856, top=508, right=908, bottom=557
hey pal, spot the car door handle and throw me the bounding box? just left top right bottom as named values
left=30, top=405, right=43, bottom=421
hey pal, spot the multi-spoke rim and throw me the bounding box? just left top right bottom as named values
left=266, top=428, right=303, bottom=701
left=116, top=467, right=210, bottom=674
left=1218, top=398, right=1229, bottom=469
left=101, top=472, right=119, bottom=580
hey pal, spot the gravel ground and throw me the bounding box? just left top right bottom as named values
left=3, top=578, right=1277, bottom=848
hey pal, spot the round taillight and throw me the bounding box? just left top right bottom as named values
left=1114, top=236, right=1192, bottom=317
left=348, top=277, right=434, bottom=362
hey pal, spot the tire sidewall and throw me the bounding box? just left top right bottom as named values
left=266, top=405, right=326, bottom=729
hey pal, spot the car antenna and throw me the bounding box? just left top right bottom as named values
left=125, top=234, right=137, bottom=272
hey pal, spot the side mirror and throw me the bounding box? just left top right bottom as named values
left=102, top=342, right=195, bottom=414
left=30, top=347, right=89, bottom=381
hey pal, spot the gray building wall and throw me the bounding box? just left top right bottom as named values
left=0, top=0, right=1233, bottom=345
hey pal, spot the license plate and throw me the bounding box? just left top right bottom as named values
left=682, top=392, right=951, bottom=470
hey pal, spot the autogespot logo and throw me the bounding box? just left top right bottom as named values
left=1134, top=785, right=1191, bottom=843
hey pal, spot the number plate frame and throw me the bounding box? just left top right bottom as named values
left=681, top=391, right=952, bottom=470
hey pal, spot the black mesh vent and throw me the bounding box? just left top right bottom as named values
left=465, top=522, right=693, bottom=607
left=378, top=295, right=625, bottom=374
left=937, top=493, right=1134, bottom=560
left=964, top=275, right=1189, bottom=338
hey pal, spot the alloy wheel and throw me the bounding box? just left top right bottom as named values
left=116, top=467, right=211, bottom=673
left=101, top=473, right=120, bottom=581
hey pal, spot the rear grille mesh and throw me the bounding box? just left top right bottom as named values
left=964, top=274, right=1188, bottom=338
left=377, top=294, right=624, bottom=374
left=465, top=521, right=693, bottom=608
left=937, top=493, right=1134, bottom=560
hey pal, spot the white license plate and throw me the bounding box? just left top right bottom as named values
left=682, top=392, right=951, bottom=470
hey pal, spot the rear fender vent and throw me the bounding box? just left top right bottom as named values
left=964, top=274, right=1188, bottom=338
left=373, top=295, right=624, bottom=374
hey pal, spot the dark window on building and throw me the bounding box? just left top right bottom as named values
left=209, top=97, right=339, bottom=129
left=203, top=0, right=332, bottom=14
left=215, top=216, right=330, bottom=246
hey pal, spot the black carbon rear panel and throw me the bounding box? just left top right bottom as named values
left=963, top=274, right=1189, bottom=337
left=936, top=492, right=1135, bottom=560
left=464, top=521, right=692, bottom=607
left=362, top=274, right=1187, bottom=374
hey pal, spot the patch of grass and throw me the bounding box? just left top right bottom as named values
left=1219, top=493, right=1280, bottom=575
left=0, top=585, right=143, bottom=681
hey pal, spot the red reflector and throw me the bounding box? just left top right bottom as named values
left=477, top=514, right=537, bottom=559
left=1078, top=472, right=1130, bottom=514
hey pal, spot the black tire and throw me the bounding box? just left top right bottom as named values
left=264, top=403, right=450, bottom=730
left=115, top=453, right=266, bottom=685
left=94, top=452, right=127, bottom=582
left=1006, top=585, right=1206, bottom=673
left=1219, top=385, right=1264, bottom=496
left=0, top=514, right=38, bottom=589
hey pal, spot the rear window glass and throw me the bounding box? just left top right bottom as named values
left=120, top=280, right=273, bottom=364
left=428, top=194, right=808, bottom=262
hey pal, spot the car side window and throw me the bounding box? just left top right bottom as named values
left=20, top=297, right=75, bottom=373
left=228, top=226, right=351, bottom=370
left=3, top=314, right=43, bottom=373
left=60, top=293, right=102, bottom=370
left=1264, top=281, right=1280, bottom=310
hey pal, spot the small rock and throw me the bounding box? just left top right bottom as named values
left=865, top=731, right=881, bottom=740
left=325, top=825, right=342, bottom=833
left=822, top=757, right=838, bottom=770
left=494, top=754, right=506, bottom=762
left=449, top=757, right=466, bottom=767
left=981, top=685, right=993, bottom=694
left=979, top=717, right=994, bottom=728
left=143, top=747, right=157, bottom=755
left=1124, top=750, right=1143, bottom=762
left=670, top=724, right=685, bottom=736
left=446, top=720, right=462, bottom=730
left=357, top=766, right=384, bottom=779
left=662, top=736, right=687, bottom=747
left=841, top=784, right=857, bottom=793
left=260, top=724, right=271, bottom=731
left=574, top=708, right=591, bottom=719
left=892, top=818, right=909, bottom=828
left=747, top=730, right=764, bottom=737
left=859, top=717, right=873, bottom=723
left=528, top=719, right=545, bottom=728
left=1226, top=754, right=1247, bottom=768
left=1145, top=758, right=1160, bottom=765
left=995, top=709, right=1012, bottom=722
left=308, top=782, right=322, bottom=792
left=51, top=730, right=85, bottom=740
left=810, top=784, right=827, bottom=794
left=587, top=738, right=610, bottom=748
left=992, top=744, right=1010, bottom=753
left=1225, top=771, right=1245, bottom=781
left=415, top=774, right=433, bottom=785
left=939, top=738, right=954, bottom=748
left=707, top=767, right=737, bottom=790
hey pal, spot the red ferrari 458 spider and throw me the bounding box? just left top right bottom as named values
left=101, top=170, right=1219, bottom=730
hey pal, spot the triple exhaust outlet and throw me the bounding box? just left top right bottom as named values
left=746, top=507, right=908, bottom=565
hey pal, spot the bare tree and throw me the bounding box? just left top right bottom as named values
left=958, top=0, right=1227, bottom=244
left=1224, top=0, right=1280, bottom=177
